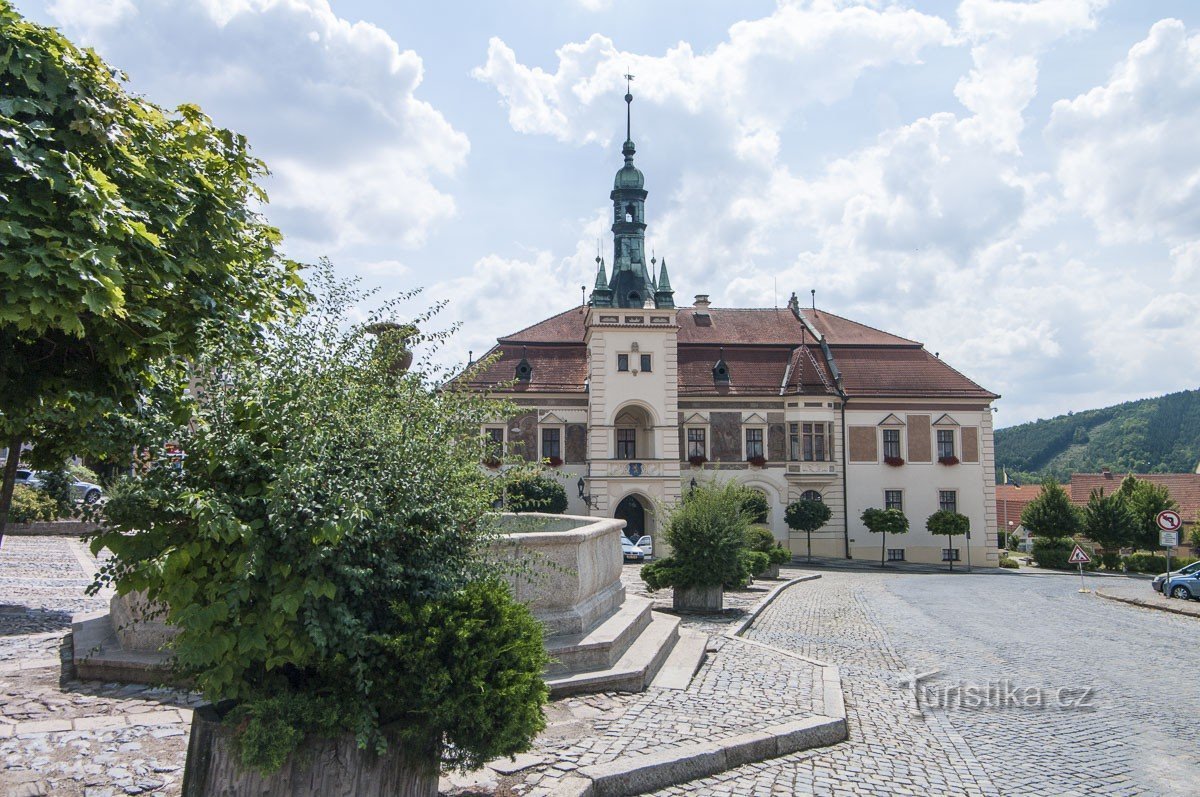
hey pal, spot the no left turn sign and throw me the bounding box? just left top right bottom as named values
left=1156, top=510, right=1182, bottom=532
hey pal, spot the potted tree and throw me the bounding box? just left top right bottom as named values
left=504, top=472, right=569, bottom=514
left=785, top=499, right=832, bottom=564
left=746, top=526, right=791, bottom=579
left=639, top=481, right=753, bottom=612
left=92, top=274, right=550, bottom=796
left=861, top=508, right=909, bottom=568
left=926, top=509, right=970, bottom=571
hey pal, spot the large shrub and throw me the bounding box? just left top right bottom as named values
left=640, top=480, right=752, bottom=591
left=739, top=490, right=770, bottom=524
left=1118, top=476, right=1179, bottom=550
left=91, top=273, right=547, bottom=773
left=746, top=526, right=790, bottom=574
left=9, top=485, right=55, bottom=523
left=1020, top=478, right=1082, bottom=539
left=1123, top=552, right=1199, bottom=574
left=505, top=473, right=568, bottom=514
left=1032, top=538, right=1097, bottom=571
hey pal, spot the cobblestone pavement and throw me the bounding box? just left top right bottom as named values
left=650, top=568, right=1198, bottom=796
left=0, top=536, right=200, bottom=797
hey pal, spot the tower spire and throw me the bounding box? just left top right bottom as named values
left=624, top=73, right=633, bottom=143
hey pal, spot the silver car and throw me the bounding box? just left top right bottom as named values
left=14, top=469, right=103, bottom=504
left=1152, top=560, right=1200, bottom=593
left=1164, top=572, right=1200, bottom=600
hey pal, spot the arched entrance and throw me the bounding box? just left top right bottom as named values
left=615, top=494, right=647, bottom=540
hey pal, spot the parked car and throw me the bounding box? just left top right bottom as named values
left=14, top=469, right=103, bottom=504
left=1163, top=572, right=1200, bottom=600
left=1151, top=560, right=1200, bottom=593
left=634, top=534, right=653, bottom=558
left=620, top=537, right=645, bottom=563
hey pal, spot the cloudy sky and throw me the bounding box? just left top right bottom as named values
left=21, top=0, right=1200, bottom=426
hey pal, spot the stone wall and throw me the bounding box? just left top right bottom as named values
left=5, top=520, right=99, bottom=536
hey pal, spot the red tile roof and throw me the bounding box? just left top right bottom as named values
left=1069, top=472, right=1200, bottom=525
left=475, top=304, right=996, bottom=399
left=832, top=347, right=996, bottom=399
left=997, top=483, right=1043, bottom=532
left=459, top=344, right=588, bottom=393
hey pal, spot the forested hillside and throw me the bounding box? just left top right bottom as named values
left=995, top=389, right=1200, bottom=482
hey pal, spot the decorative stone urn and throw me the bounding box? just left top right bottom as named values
left=672, top=584, right=723, bottom=613
left=762, top=562, right=781, bottom=580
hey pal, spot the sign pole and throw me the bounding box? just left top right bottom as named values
left=1156, top=510, right=1183, bottom=599
left=1068, top=544, right=1091, bottom=593
left=1077, top=561, right=1086, bottom=593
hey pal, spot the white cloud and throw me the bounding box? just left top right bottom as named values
left=473, top=2, right=954, bottom=153
left=46, top=0, right=469, bottom=254
left=1048, top=18, right=1200, bottom=244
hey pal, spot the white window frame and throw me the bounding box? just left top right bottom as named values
left=482, top=424, right=507, bottom=456
left=936, top=428, right=956, bottom=460
left=938, top=489, right=958, bottom=514
left=616, top=353, right=630, bottom=372
left=540, top=424, right=565, bottom=462
left=742, top=424, right=768, bottom=461
left=615, top=426, right=638, bottom=460
left=884, top=489, right=904, bottom=512
left=880, top=427, right=904, bottom=461
left=684, top=425, right=709, bottom=460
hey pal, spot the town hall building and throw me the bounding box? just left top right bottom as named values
left=462, top=89, right=1000, bottom=567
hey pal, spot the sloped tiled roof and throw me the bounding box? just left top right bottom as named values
left=997, top=483, right=1043, bottom=530
left=475, top=304, right=995, bottom=399
left=1069, top=473, right=1200, bottom=524
left=833, top=347, right=997, bottom=399
left=459, top=344, right=587, bottom=393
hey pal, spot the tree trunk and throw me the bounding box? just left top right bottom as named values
left=806, top=530, right=812, bottom=563
left=880, top=531, right=886, bottom=568
left=182, top=705, right=438, bottom=797
left=0, top=435, right=23, bottom=549
left=948, top=535, right=955, bottom=571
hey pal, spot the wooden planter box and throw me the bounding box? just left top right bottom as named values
left=672, top=584, right=723, bottom=613
left=182, top=704, right=438, bottom=797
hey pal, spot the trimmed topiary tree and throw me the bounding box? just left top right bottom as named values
left=785, top=499, right=832, bottom=563
left=640, top=480, right=752, bottom=611
left=861, top=507, right=909, bottom=568
left=92, top=273, right=549, bottom=789
left=746, top=525, right=791, bottom=579
left=739, top=489, right=771, bottom=525
left=926, top=510, right=970, bottom=571
left=504, top=472, right=569, bottom=514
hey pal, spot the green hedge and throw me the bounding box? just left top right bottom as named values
left=10, top=485, right=56, bottom=523
left=1123, top=552, right=1199, bottom=573
left=1032, top=538, right=1098, bottom=571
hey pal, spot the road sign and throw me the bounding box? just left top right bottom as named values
left=1160, top=530, right=1180, bottom=547
left=1068, top=545, right=1091, bottom=564
left=1156, top=509, right=1182, bottom=532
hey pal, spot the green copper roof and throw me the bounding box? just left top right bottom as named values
left=614, top=162, right=644, bottom=190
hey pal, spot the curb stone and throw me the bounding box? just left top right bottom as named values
left=1094, top=588, right=1200, bottom=619
left=547, top=573, right=848, bottom=797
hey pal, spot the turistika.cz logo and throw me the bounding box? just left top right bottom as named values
left=898, top=670, right=1096, bottom=714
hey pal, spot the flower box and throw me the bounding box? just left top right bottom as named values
left=746, top=455, right=767, bottom=468
left=687, top=455, right=707, bottom=467
left=938, top=455, right=959, bottom=466
left=483, top=457, right=502, bottom=469
left=884, top=456, right=905, bottom=467
left=545, top=456, right=563, bottom=468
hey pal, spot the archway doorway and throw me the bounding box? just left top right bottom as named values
left=615, top=494, right=647, bottom=540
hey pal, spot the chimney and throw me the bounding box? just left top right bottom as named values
left=693, top=294, right=710, bottom=309
left=1101, top=467, right=1111, bottom=479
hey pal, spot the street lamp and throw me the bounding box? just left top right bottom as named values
left=577, top=476, right=599, bottom=510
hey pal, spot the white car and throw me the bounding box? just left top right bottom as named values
left=15, top=469, right=103, bottom=504
left=634, top=535, right=653, bottom=558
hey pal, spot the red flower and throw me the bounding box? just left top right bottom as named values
left=747, top=455, right=767, bottom=467
left=938, top=455, right=959, bottom=466
left=545, top=456, right=564, bottom=468
left=884, top=456, right=905, bottom=467
left=688, top=455, right=707, bottom=467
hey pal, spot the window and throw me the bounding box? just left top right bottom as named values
left=884, top=490, right=903, bottom=512
left=789, top=424, right=800, bottom=461
left=483, top=426, right=505, bottom=461
left=640, top=353, right=652, bottom=372
left=616, top=428, right=637, bottom=459
left=887, top=549, right=906, bottom=562
left=686, top=428, right=707, bottom=459
left=882, top=428, right=901, bottom=460
left=745, top=428, right=765, bottom=460
left=937, top=429, right=956, bottom=460
left=617, top=353, right=629, bottom=372
left=541, top=428, right=561, bottom=461
left=939, top=490, right=958, bottom=513
left=800, top=489, right=823, bottom=503
left=803, top=422, right=829, bottom=461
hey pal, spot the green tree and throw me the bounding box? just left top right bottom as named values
left=926, top=510, right=970, bottom=570
left=785, top=499, right=832, bottom=563
left=641, top=480, right=752, bottom=594
left=0, top=3, right=305, bottom=543
left=504, top=473, right=569, bottom=514
left=90, top=274, right=546, bottom=774
left=1082, top=488, right=1134, bottom=567
left=861, top=507, right=909, bottom=569
left=1019, top=478, right=1081, bottom=539
left=1118, top=476, right=1178, bottom=550
left=739, top=489, right=771, bottom=524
